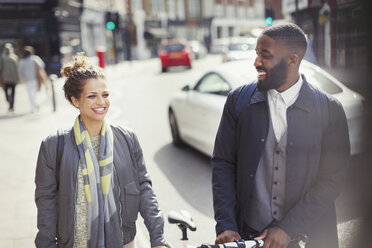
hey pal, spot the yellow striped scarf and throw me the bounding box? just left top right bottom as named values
left=73, top=116, right=120, bottom=247
left=74, top=117, right=113, bottom=201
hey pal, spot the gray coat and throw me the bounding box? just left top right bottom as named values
left=0, top=54, right=18, bottom=84
left=35, top=125, right=166, bottom=248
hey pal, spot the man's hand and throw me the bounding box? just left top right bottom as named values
left=254, top=227, right=290, bottom=248
left=215, top=230, right=241, bottom=244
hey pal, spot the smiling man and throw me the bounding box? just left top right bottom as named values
left=211, top=23, right=350, bottom=248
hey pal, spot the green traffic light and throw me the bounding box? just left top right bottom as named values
left=106, top=21, right=116, bottom=30
left=265, top=17, right=273, bottom=26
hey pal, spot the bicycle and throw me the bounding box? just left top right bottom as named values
left=167, top=210, right=308, bottom=248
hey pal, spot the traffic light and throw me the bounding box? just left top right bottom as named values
left=105, top=12, right=119, bottom=31
left=106, top=21, right=115, bottom=30
left=265, top=7, right=274, bottom=26
left=265, top=17, right=273, bottom=26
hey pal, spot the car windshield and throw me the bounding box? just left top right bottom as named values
left=195, top=73, right=231, bottom=95
left=229, top=42, right=254, bottom=51
left=226, top=62, right=343, bottom=95
left=164, top=43, right=185, bottom=51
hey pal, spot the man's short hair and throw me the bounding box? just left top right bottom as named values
left=262, top=23, right=307, bottom=59
left=23, top=49, right=31, bottom=57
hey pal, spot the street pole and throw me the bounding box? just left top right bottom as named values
left=49, top=74, right=58, bottom=112
left=125, top=0, right=132, bottom=61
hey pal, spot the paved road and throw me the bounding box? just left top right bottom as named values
left=0, top=55, right=370, bottom=247
left=105, top=56, right=223, bottom=247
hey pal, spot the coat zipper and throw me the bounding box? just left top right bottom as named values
left=72, top=165, right=79, bottom=247
left=113, top=165, right=125, bottom=243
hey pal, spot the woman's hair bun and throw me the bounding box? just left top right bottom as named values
left=62, top=52, right=105, bottom=105
left=61, top=52, right=88, bottom=78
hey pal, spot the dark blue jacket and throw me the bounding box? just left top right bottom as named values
left=211, top=78, right=350, bottom=248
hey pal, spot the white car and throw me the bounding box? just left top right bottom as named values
left=210, top=38, right=229, bottom=54
left=189, top=40, right=208, bottom=59
left=222, top=37, right=257, bottom=62
left=168, top=59, right=366, bottom=157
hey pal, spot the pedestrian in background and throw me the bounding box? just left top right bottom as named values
left=35, top=53, right=167, bottom=248
left=0, top=43, right=19, bottom=113
left=212, top=23, right=349, bottom=248
left=18, top=46, right=45, bottom=112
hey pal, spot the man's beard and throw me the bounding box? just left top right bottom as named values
left=257, top=58, right=288, bottom=92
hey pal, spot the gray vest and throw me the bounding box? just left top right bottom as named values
left=245, top=117, right=287, bottom=232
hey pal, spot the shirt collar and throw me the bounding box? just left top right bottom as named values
left=250, top=87, right=267, bottom=104
left=267, top=76, right=303, bottom=105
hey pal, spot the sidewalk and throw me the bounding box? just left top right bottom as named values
left=0, top=83, right=60, bottom=117
left=0, top=78, right=71, bottom=247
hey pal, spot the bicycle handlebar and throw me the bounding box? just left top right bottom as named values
left=198, top=240, right=264, bottom=248
left=167, top=210, right=308, bottom=248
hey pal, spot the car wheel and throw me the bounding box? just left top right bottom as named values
left=169, top=109, right=183, bottom=146
left=187, top=64, right=192, bottom=70
left=162, top=67, right=167, bottom=73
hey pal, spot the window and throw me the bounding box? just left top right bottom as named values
left=228, top=26, right=234, bottom=37
left=177, top=0, right=185, bottom=19
left=226, top=5, right=234, bottom=17
left=194, top=73, right=231, bottom=95
left=151, top=0, right=165, bottom=16
left=163, top=43, right=185, bottom=51
left=217, top=26, right=222, bottom=39
left=238, top=5, right=246, bottom=18
left=215, top=4, right=223, bottom=17
left=228, top=42, right=255, bottom=51
left=132, top=0, right=142, bottom=10
left=167, top=0, right=176, bottom=20
left=0, top=20, right=18, bottom=36
left=188, top=0, right=200, bottom=18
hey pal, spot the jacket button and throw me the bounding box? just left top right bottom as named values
left=250, top=174, right=254, bottom=178
left=289, top=141, right=293, bottom=146
left=261, top=138, right=265, bottom=142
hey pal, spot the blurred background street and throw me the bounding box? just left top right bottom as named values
left=0, top=0, right=371, bottom=248
left=0, top=55, right=371, bottom=247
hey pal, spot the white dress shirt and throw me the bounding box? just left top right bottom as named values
left=267, top=76, right=303, bottom=142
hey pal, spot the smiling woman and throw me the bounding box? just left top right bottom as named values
left=60, top=56, right=110, bottom=135
left=34, top=53, right=168, bottom=248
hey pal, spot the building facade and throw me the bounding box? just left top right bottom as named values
left=208, top=0, right=265, bottom=49
left=282, top=0, right=367, bottom=69
left=0, top=0, right=273, bottom=65
left=0, top=0, right=71, bottom=74
left=81, top=0, right=127, bottom=64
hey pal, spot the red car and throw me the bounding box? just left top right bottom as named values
left=158, top=40, right=193, bottom=72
